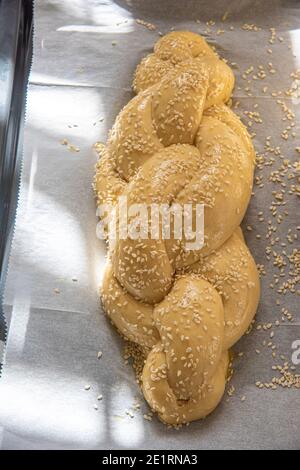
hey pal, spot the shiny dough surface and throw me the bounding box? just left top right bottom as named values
left=95, top=31, right=260, bottom=425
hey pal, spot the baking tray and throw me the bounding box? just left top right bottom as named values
left=0, top=0, right=299, bottom=450
left=0, top=0, right=33, bottom=347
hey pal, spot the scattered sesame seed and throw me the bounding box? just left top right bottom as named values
left=136, top=19, right=156, bottom=31
left=93, top=28, right=299, bottom=425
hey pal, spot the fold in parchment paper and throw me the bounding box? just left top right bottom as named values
left=0, top=0, right=299, bottom=450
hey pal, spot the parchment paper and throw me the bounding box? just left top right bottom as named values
left=0, top=0, right=299, bottom=450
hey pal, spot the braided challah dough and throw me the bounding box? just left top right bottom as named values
left=95, top=31, right=260, bottom=425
